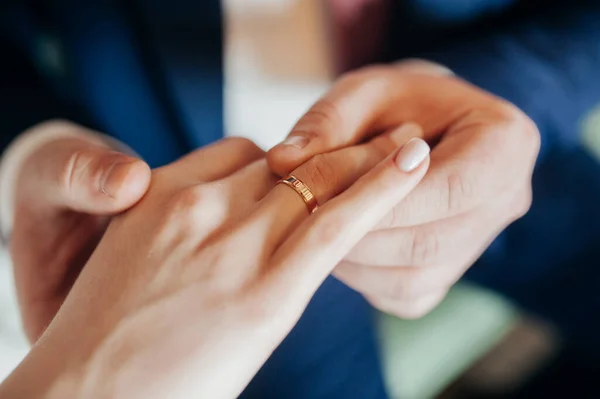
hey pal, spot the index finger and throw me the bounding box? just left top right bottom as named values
left=267, top=66, right=519, bottom=176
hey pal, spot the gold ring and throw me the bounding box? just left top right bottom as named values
left=277, top=175, right=319, bottom=214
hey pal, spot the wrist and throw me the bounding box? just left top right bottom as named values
left=0, top=340, right=85, bottom=399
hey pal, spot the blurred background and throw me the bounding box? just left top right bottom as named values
left=2, top=0, right=600, bottom=397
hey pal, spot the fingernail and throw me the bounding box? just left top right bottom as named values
left=281, top=135, right=309, bottom=150
left=101, top=161, right=136, bottom=198
left=390, top=123, right=422, bottom=145
left=395, top=138, right=430, bottom=172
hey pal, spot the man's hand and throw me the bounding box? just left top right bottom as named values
left=267, top=61, right=540, bottom=318
left=6, top=121, right=151, bottom=342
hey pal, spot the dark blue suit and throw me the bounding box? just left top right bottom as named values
left=2, top=1, right=600, bottom=397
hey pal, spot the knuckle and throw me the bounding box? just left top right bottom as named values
left=340, top=65, right=390, bottom=83
left=381, top=206, right=402, bottom=229
left=60, top=149, right=96, bottom=195
left=495, top=102, right=541, bottom=156
left=385, top=270, right=424, bottom=300
left=351, top=71, right=394, bottom=98
left=30, top=119, right=79, bottom=133
left=407, top=228, right=440, bottom=265
left=394, top=59, right=454, bottom=76
left=294, top=99, right=343, bottom=141
left=444, top=169, right=472, bottom=213
left=369, top=294, right=434, bottom=320
left=394, top=300, right=435, bottom=320
left=169, top=186, right=207, bottom=211
left=224, top=136, right=263, bottom=157
left=512, top=188, right=533, bottom=219
left=337, top=68, right=368, bottom=85
left=165, top=185, right=223, bottom=226
left=308, top=212, right=346, bottom=246
left=297, top=154, right=338, bottom=198
left=493, top=101, right=527, bottom=127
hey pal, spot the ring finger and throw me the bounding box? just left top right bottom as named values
left=248, top=123, right=424, bottom=253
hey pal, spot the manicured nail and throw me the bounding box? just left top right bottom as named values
left=390, top=123, right=422, bottom=145
left=395, top=138, right=430, bottom=172
left=101, top=161, right=136, bottom=198
left=281, top=135, right=309, bottom=149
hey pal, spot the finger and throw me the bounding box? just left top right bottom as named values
left=166, top=137, right=265, bottom=183
left=365, top=289, right=448, bottom=319
left=335, top=195, right=530, bottom=304
left=211, top=160, right=279, bottom=224
left=248, top=124, right=423, bottom=252
left=347, top=200, right=515, bottom=267
left=224, top=159, right=279, bottom=203
left=334, top=261, right=458, bottom=305
left=375, top=121, right=538, bottom=227
left=25, top=137, right=150, bottom=215
left=266, top=68, right=528, bottom=176
left=265, top=138, right=430, bottom=304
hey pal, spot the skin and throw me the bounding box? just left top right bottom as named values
left=267, top=62, right=540, bottom=318
left=10, top=121, right=152, bottom=343
left=1, top=129, right=429, bottom=398
left=3, top=61, right=540, bottom=396
left=9, top=62, right=539, bottom=345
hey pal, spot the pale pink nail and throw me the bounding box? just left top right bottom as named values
left=395, top=138, right=430, bottom=172
left=281, top=135, right=309, bottom=149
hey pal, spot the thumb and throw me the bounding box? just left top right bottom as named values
left=267, top=61, right=452, bottom=176
left=25, top=135, right=151, bottom=215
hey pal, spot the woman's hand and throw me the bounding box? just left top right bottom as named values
left=1, top=130, right=429, bottom=399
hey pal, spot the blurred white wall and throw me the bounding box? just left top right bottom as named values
left=224, top=0, right=332, bottom=149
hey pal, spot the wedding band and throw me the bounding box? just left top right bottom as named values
left=277, top=175, right=319, bottom=214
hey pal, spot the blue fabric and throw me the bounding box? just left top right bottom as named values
left=240, top=277, right=388, bottom=399
left=404, top=1, right=600, bottom=349
left=48, top=1, right=196, bottom=167
left=404, top=0, right=517, bottom=23
left=5, top=0, right=600, bottom=396
left=47, top=0, right=223, bottom=167
left=132, top=0, right=223, bottom=151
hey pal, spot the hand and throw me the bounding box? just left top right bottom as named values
left=1, top=133, right=429, bottom=399
left=7, top=120, right=151, bottom=342
left=267, top=61, right=540, bottom=318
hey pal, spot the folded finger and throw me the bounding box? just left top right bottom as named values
left=348, top=203, right=509, bottom=267
left=374, top=105, right=538, bottom=228
left=334, top=261, right=457, bottom=304
left=365, top=289, right=448, bottom=319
